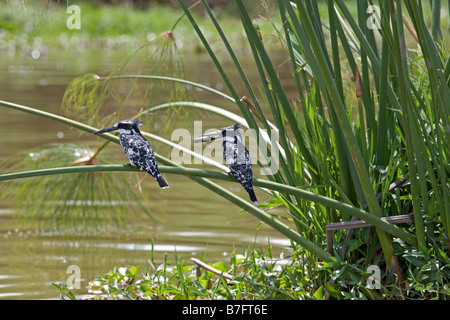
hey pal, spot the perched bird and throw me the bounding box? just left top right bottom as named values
left=194, top=124, right=258, bottom=205
left=93, top=119, right=169, bottom=189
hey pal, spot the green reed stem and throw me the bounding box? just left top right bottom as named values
left=0, top=99, right=335, bottom=262
left=287, top=0, right=395, bottom=265
left=0, top=164, right=417, bottom=247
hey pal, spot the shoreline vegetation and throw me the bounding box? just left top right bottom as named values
left=0, top=1, right=280, bottom=57
left=1, top=1, right=445, bottom=56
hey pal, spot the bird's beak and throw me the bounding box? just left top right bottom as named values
left=193, top=129, right=223, bottom=143
left=93, top=125, right=117, bottom=135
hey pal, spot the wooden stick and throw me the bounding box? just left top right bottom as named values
left=190, top=258, right=234, bottom=281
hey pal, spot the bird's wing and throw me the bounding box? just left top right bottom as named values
left=134, top=138, right=160, bottom=176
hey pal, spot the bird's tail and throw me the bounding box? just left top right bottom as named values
left=247, top=188, right=258, bottom=205
left=156, top=174, right=169, bottom=189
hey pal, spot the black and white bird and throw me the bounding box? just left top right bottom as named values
left=93, top=119, right=169, bottom=189
left=194, top=124, right=257, bottom=205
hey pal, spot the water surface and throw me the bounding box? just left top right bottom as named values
left=0, top=45, right=293, bottom=299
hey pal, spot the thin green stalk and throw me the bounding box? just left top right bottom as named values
left=431, top=0, right=443, bottom=40
left=287, top=2, right=382, bottom=212
left=323, top=0, right=360, bottom=204
left=169, top=0, right=201, bottom=31
left=138, top=101, right=288, bottom=169
left=0, top=99, right=335, bottom=262
left=179, top=0, right=293, bottom=187
left=190, top=175, right=334, bottom=262
left=0, top=165, right=417, bottom=247
left=287, top=0, right=397, bottom=266
left=0, top=100, right=101, bottom=135
left=99, top=74, right=291, bottom=185
left=0, top=99, right=168, bottom=167
left=235, top=0, right=318, bottom=178
left=176, top=0, right=258, bottom=132
left=102, top=74, right=235, bottom=103
left=404, top=0, right=450, bottom=242
left=334, top=0, right=403, bottom=113
left=357, top=0, right=377, bottom=138
left=198, top=0, right=266, bottom=126
left=388, top=0, right=427, bottom=252
left=242, top=43, right=299, bottom=186
left=375, top=29, right=391, bottom=168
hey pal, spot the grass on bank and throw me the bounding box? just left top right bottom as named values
left=0, top=1, right=277, bottom=54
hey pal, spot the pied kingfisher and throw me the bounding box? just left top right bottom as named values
left=93, top=119, right=169, bottom=189
left=194, top=124, right=258, bottom=205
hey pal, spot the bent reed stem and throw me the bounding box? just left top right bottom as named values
left=0, top=164, right=417, bottom=247
left=0, top=99, right=335, bottom=262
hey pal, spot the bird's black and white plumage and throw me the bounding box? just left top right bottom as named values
left=93, top=119, right=168, bottom=189
left=194, top=124, right=257, bottom=205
